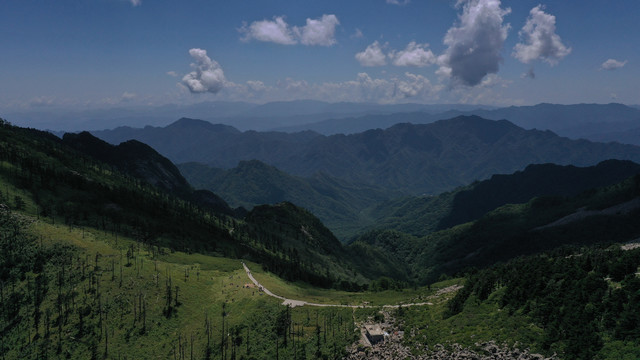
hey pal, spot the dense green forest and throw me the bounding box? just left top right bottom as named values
left=436, top=245, right=640, bottom=359
left=351, top=171, right=640, bottom=284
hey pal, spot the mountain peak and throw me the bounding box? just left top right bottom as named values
left=167, top=118, right=240, bottom=133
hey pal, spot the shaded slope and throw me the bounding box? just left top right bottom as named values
left=178, top=160, right=397, bottom=239
left=409, top=174, right=640, bottom=283
left=61, top=131, right=236, bottom=216
left=368, top=160, right=640, bottom=237
left=63, top=131, right=191, bottom=193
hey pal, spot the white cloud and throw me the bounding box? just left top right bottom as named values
left=513, top=5, right=571, bottom=65
left=601, top=59, right=627, bottom=71
left=355, top=41, right=388, bottom=67
left=438, top=0, right=511, bottom=87
left=239, top=15, right=339, bottom=46
left=246, top=80, right=267, bottom=92
left=29, top=96, right=55, bottom=107
left=391, top=42, right=436, bottom=67
left=386, top=0, right=410, bottom=5
left=166, top=71, right=178, bottom=77
left=121, top=92, right=137, bottom=101
left=129, top=0, right=141, bottom=6
left=275, top=72, right=442, bottom=103
left=351, top=28, right=364, bottom=39
left=294, top=14, right=340, bottom=46
left=216, top=72, right=443, bottom=104
left=181, top=48, right=226, bottom=94
left=521, top=67, right=536, bottom=79
left=239, top=16, right=297, bottom=45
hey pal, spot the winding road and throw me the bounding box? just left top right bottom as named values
left=242, top=262, right=435, bottom=308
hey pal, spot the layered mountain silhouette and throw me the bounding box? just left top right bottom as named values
left=62, top=131, right=236, bottom=216
left=274, top=103, right=640, bottom=142
left=94, top=115, right=640, bottom=195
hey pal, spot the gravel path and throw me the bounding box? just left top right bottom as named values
left=242, top=262, right=435, bottom=308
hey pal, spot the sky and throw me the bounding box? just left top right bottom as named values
left=1, top=0, right=639, bottom=112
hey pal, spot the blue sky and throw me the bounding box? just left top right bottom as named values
left=1, top=0, right=638, bottom=111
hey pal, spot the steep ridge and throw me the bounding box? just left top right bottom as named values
left=63, top=131, right=191, bottom=193
left=61, top=131, right=236, bottom=216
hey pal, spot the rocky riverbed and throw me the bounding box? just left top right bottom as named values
left=346, top=338, right=556, bottom=360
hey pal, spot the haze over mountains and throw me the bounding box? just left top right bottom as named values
left=275, top=103, right=640, bottom=144
left=94, top=115, right=640, bottom=195
left=5, top=101, right=493, bottom=133
left=10, top=101, right=640, bottom=147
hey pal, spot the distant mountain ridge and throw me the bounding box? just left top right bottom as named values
left=274, top=103, right=640, bottom=144
left=5, top=100, right=493, bottom=132
left=94, top=115, right=640, bottom=195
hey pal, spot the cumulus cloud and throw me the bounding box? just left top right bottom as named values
left=386, top=0, right=410, bottom=5
left=181, top=48, right=226, bottom=94
left=217, top=72, right=442, bottom=104
left=355, top=41, right=388, bottom=67
left=239, top=16, right=297, bottom=45
left=601, top=59, right=627, bottom=71
left=29, top=96, right=55, bottom=107
left=166, top=71, right=178, bottom=77
left=521, top=67, right=536, bottom=79
left=294, top=14, right=340, bottom=46
left=240, top=14, right=339, bottom=46
left=351, top=28, right=364, bottom=39
left=276, top=72, right=442, bottom=103
left=391, top=42, right=436, bottom=67
left=438, top=0, right=511, bottom=87
left=129, top=0, right=141, bottom=6
left=513, top=5, right=571, bottom=65
left=121, top=92, right=137, bottom=101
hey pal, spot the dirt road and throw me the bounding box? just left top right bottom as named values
left=242, top=262, right=435, bottom=308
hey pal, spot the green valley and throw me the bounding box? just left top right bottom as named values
left=2, top=116, right=640, bottom=359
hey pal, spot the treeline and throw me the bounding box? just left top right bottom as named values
left=445, top=245, right=640, bottom=359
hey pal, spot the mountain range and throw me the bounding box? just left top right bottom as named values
left=274, top=103, right=640, bottom=144
left=10, top=100, right=640, bottom=146
left=5, top=100, right=492, bottom=132
left=94, top=115, right=640, bottom=196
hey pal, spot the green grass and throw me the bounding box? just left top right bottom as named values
left=249, top=265, right=463, bottom=306
left=397, top=288, right=545, bottom=356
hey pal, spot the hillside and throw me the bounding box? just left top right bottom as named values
left=62, top=131, right=192, bottom=194
left=178, top=160, right=397, bottom=239
left=367, top=160, right=640, bottom=237
left=0, top=120, right=375, bottom=290
left=94, top=115, right=640, bottom=195
left=359, top=172, right=640, bottom=284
